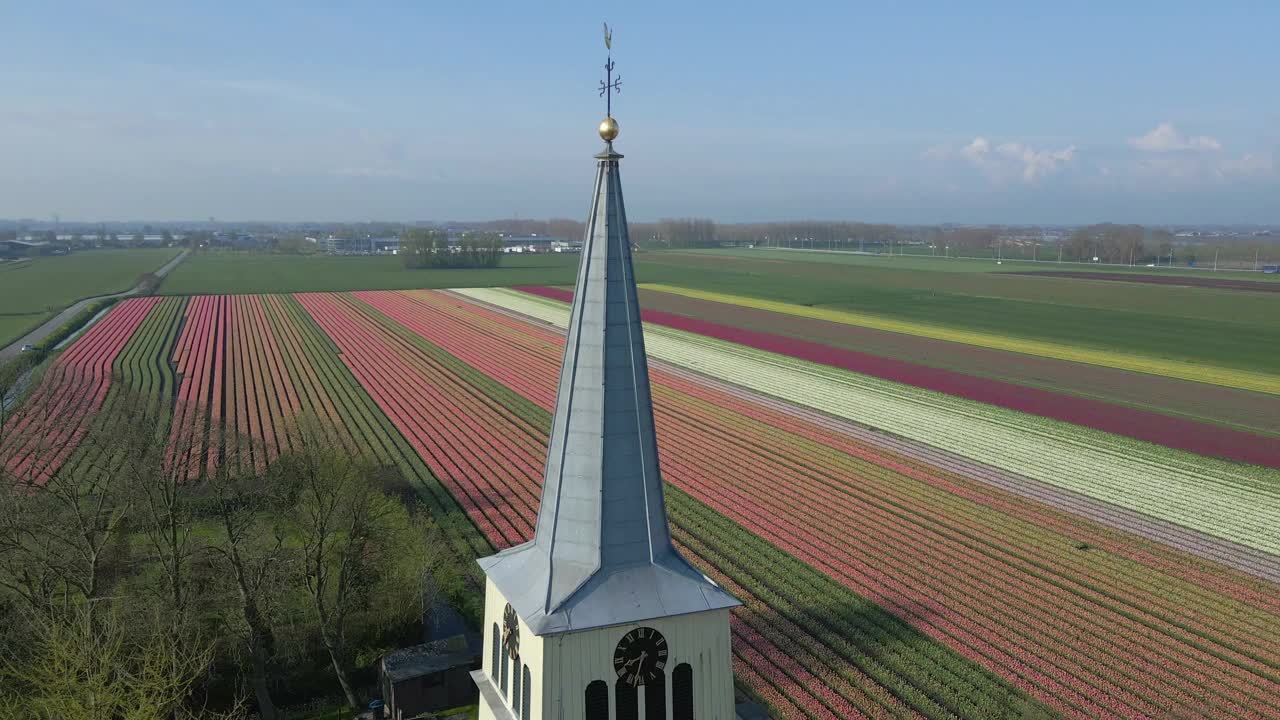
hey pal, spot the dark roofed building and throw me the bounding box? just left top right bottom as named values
left=379, top=598, right=481, bottom=719
left=380, top=636, right=480, bottom=720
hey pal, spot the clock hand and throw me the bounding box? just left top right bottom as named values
left=632, top=651, right=648, bottom=685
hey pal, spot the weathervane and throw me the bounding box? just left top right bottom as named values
left=597, top=23, right=621, bottom=141
left=599, top=23, right=621, bottom=116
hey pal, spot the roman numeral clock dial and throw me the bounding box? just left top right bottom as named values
left=502, top=603, right=520, bottom=659
left=613, top=627, right=668, bottom=687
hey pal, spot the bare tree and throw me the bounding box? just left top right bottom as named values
left=275, top=417, right=436, bottom=709
left=107, top=389, right=204, bottom=623
left=203, top=440, right=289, bottom=720
left=0, top=380, right=124, bottom=615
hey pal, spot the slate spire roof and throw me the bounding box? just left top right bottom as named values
left=477, top=139, right=740, bottom=636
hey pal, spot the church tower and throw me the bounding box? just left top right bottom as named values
left=472, top=28, right=741, bottom=720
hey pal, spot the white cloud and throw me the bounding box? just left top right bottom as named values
left=995, top=142, right=1077, bottom=181
left=937, top=136, right=1077, bottom=183
left=1128, top=122, right=1221, bottom=152
left=961, top=136, right=991, bottom=159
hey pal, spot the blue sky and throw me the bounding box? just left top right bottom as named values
left=1, top=1, right=1277, bottom=224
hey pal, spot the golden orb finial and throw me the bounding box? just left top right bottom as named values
left=598, top=116, right=619, bottom=141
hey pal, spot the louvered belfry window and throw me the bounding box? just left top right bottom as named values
left=616, top=679, right=639, bottom=720
left=673, top=663, right=694, bottom=719
left=512, top=656, right=521, bottom=707
left=490, top=624, right=500, bottom=680
left=586, top=680, right=609, bottom=720
left=645, top=669, right=666, bottom=720
left=501, top=646, right=509, bottom=695
left=522, top=665, right=532, bottom=719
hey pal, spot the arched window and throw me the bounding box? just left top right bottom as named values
left=512, top=655, right=521, bottom=706
left=491, top=624, right=500, bottom=680
left=645, top=669, right=666, bottom=720
left=522, top=665, right=532, bottom=720
left=616, top=679, right=639, bottom=720
left=673, top=664, right=693, bottom=720
left=501, top=647, right=509, bottom=696
left=585, top=680, right=609, bottom=720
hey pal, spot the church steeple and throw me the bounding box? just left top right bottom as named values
left=477, top=122, right=739, bottom=636
left=476, top=54, right=737, bottom=636
left=473, top=31, right=739, bottom=720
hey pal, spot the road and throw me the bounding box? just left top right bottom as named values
left=0, top=249, right=188, bottom=363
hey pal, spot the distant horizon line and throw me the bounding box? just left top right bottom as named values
left=3, top=217, right=1279, bottom=230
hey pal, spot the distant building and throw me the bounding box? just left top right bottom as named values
left=499, top=235, right=580, bottom=254
left=324, top=236, right=400, bottom=255
left=372, top=237, right=401, bottom=254
left=0, top=239, right=53, bottom=257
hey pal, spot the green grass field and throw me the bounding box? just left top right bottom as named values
left=0, top=317, right=35, bottom=348
left=152, top=248, right=1280, bottom=375
left=645, top=250, right=1280, bottom=324
left=742, top=246, right=1280, bottom=279
left=158, top=251, right=580, bottom=295
left=691, top=246, right=1280, bottom=281
left=0, top=248, right=180, bottom=347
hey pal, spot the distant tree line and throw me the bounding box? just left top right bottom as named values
left=401, top=229, right=503, bottom=269
left=0, top=388, right=460, bottom=718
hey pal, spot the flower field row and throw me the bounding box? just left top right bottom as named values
left=635, top=284, right=1280, bottom=395
left=1, top=297, right=161, bottom=484
left=629, top=282, right=1280, bottom=439
left=518, top=285, right=1280, bottom=465
left=662, top=361, right=1280, bottom=584
left=168, top=295, right=316, bottom=473
left=54, top=296, right=187, bottom=480
left=325, top=289, right=1280, bottom=720
left=265, top=295, right=494, bottom=569
left=466, top=287, right=1280, bottom=557
left=4, top=292, right=494, bottom=605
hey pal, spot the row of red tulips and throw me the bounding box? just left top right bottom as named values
left=168, top=295, right=316, bottom=476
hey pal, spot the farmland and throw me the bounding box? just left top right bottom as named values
left=157, top=251, right=580, bottom=295
left=0, top=248, right=180, bottom=347
left=634, top=252, right=1280, bottom=376
left=5, top=269, right=1279, bottom=718
left=157, top=248, right=1280, bottom=376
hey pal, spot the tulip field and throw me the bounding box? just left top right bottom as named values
left=1, top=296, right=164, bottom=482
left=4, top=285, right=1280, bottom=719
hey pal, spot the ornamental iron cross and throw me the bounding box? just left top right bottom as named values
left=599, top=22, right=621, bottom=117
